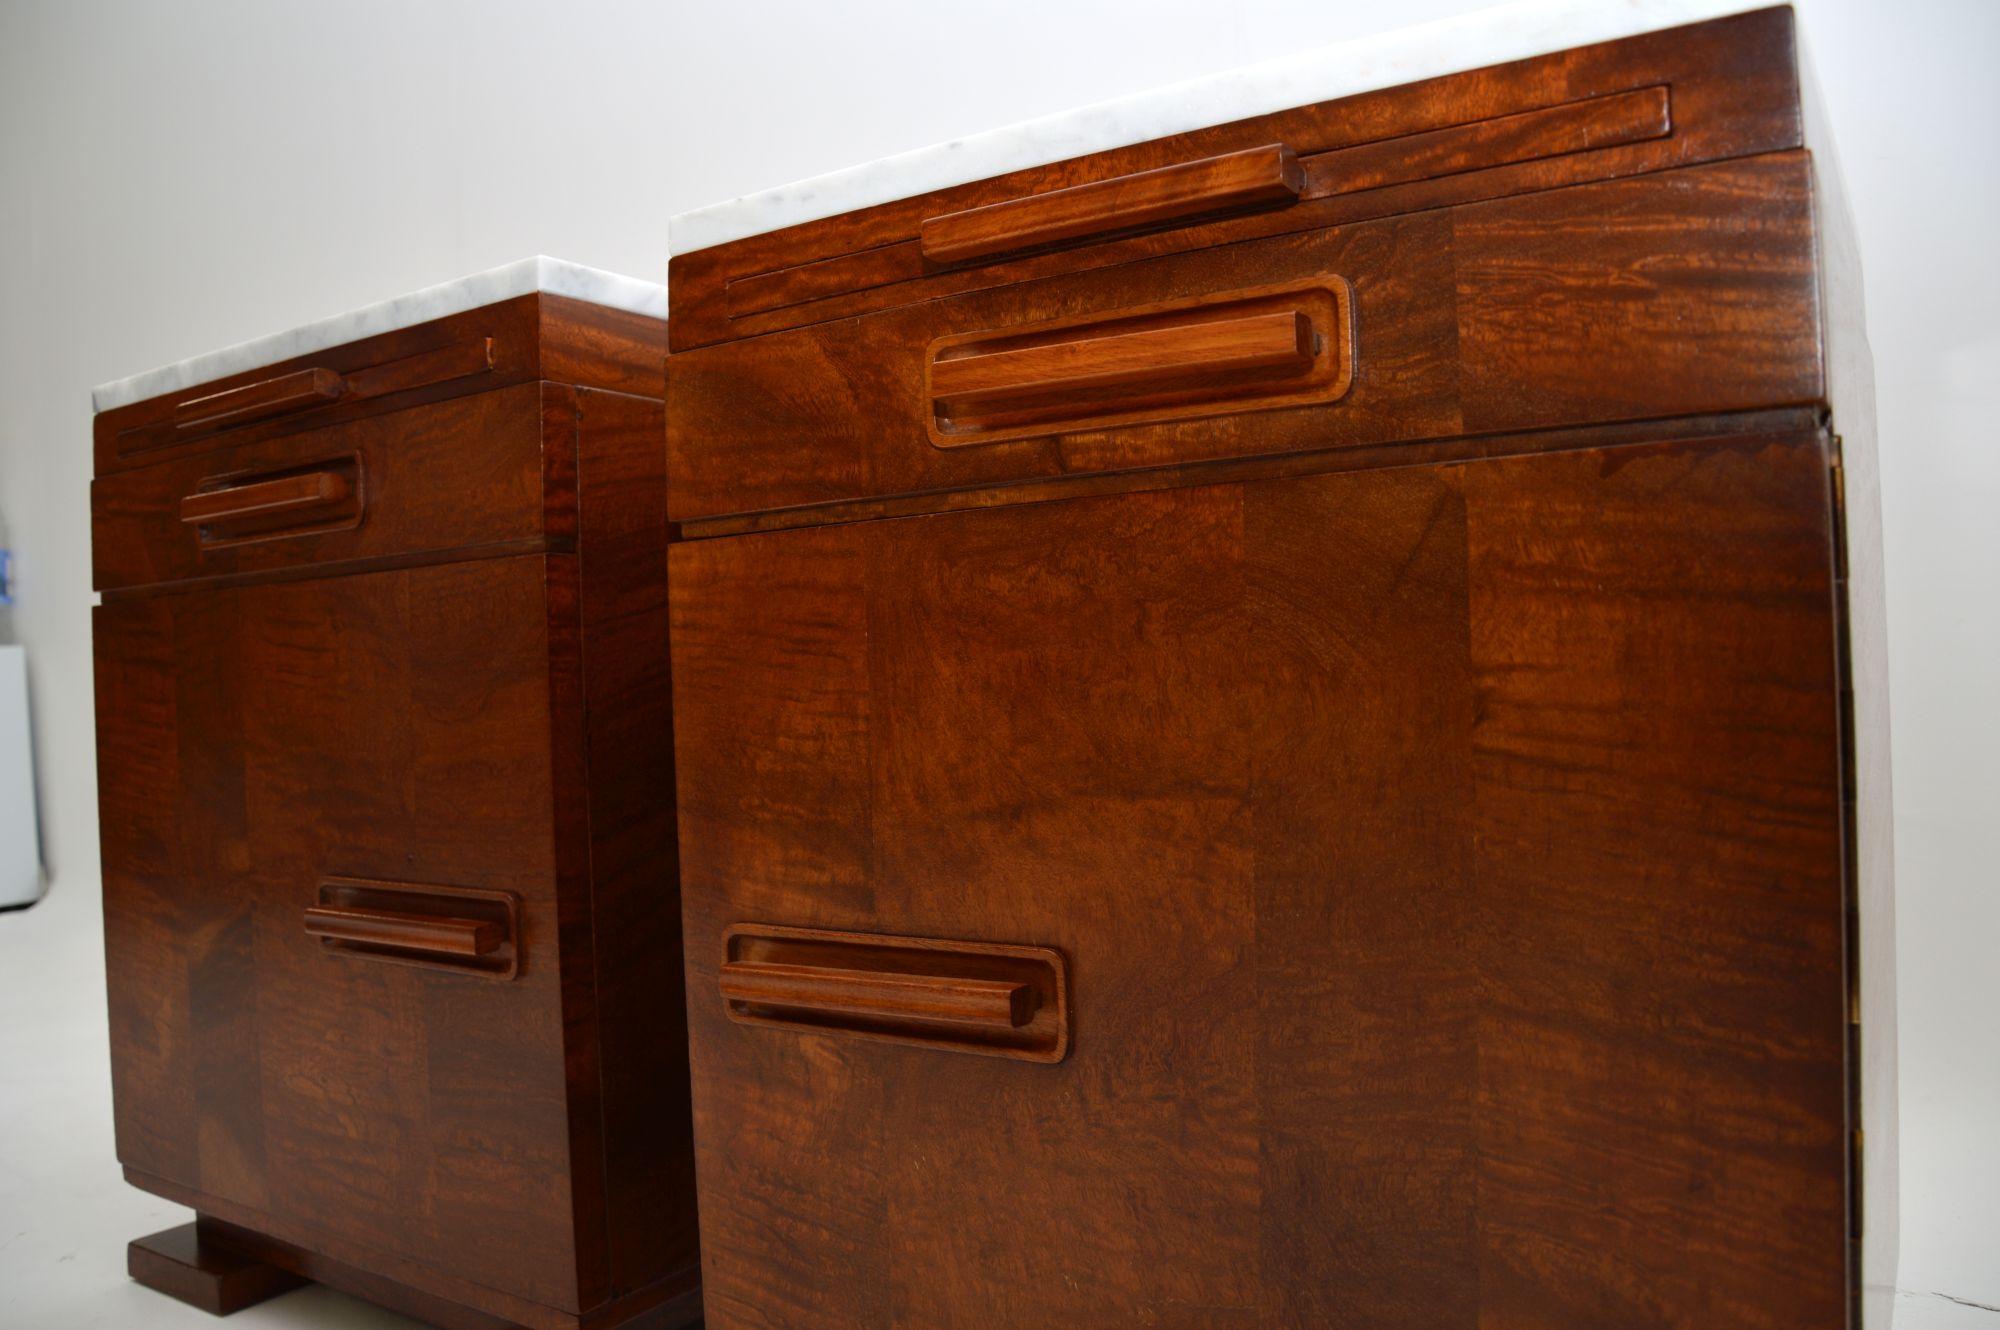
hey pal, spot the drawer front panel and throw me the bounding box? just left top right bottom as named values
left=666, top=154, right=1821, bottom=525
left=670, top=429, right=1849, bottom=1328
left=93, top=382, right=559, bottom=591
left=95, top=298, right=536, bottom=475
left=96, top=555, right=583, bottom=1308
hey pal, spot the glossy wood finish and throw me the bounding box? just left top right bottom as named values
left=173, top=367, right=347, bottom=434
left=669, top=152, right=1819, bottom=525
left=129, top=1222, right=307, bottom=1316
left=667, top=8, right=1876, bottom=1327
left=94, top=296, right=695, bottom=1330
left=97, top=294, right=647, bottom=472
left=672, top=8, right=1802, bottom=350
left=930, top=308, right=1312, bottom=416
left=672, top=428, right=1850, bottom=1328
left=177, top=468, right=353, bottom=528
left=920, top=142, right=1304, bottom=267
left=718, top=924, right=1069, bottom=1061
left=924, top=282, right=1353, bottom=447
left=96, top=383, right=553, bottom=591
left=304, top=879, right=522, bottom=978
left=300, top=904, right=503, bottom=958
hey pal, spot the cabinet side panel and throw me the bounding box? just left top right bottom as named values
left=573, top=386, right=701, bottom=1295
left=1461, top=432, right=1850, bottom=1328
left=1802, top=97, right=1896, bottom=1313
left=96, top=597, right=201, bottom=1185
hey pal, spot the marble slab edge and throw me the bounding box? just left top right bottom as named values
left=668, top=0, right=1764, bottom=256
left=92, top=256, right=668, bottom=414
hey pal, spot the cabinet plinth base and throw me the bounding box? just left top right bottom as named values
left=128, top=1221, right=306, bottom=1316
left=127, top=1212, right=703, bottom=1329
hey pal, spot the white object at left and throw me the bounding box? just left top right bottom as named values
left=0, top=645, right=42, bottom=907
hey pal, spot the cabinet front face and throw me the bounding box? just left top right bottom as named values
left=671, top=431, right=1852, bottom=1330
left=95, top=554, right=587, bottom=1309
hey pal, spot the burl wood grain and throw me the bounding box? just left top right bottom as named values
left=98, top=555, right=584, bottom=1306
left=669, top=427, right=1848, bottom=1329
left=667, top=153, right=1821, bottom=527
left=671, top=8, right=1802, bottom=350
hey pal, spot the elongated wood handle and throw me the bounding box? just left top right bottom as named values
left=174, top=367, right=345, bottom=433
left=180, top=470, right=352, bottom=527
left=720, top=959, right=1035, bottom=1030
left=304, top=904, right=502, bottom=958
left=933, top=308, right=1315, bottom=420
left=920, top=143, right=1303, bottom=266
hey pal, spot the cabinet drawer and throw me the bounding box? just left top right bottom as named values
left=666, top=154, right=1823, bottom=527
left=95, top=300, right=533, bottom=474
left=93, top=382, right=561, bottom=592
left=668, top=8, right=1803, bottom=353
left=97, top=555, right=584, bottom=1308
left=669, top=428, right=1851, bottom=1327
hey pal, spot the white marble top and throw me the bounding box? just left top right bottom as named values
left=669, top=0, right=1761, bottom=256
left=91, top=256, right=668, bottom=414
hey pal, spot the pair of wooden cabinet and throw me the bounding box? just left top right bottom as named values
left=93, top=6, right=1887, bottom=1328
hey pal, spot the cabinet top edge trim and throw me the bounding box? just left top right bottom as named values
left=667, top=1, right=1786, bottom=258
left=93, top=257, right=666, bottom=415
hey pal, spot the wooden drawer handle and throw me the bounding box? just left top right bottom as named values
left=920, top=143, right=1303, bottom=267
left=932, top=308, right=1315, bottom=421
left=311, top=878, right=519, bottom=978
left=720, top=960, right=1035, bottom=1030
left=174, top=367, right=346, bottom=433
left=303, top=904, right=502, bottom=958
left=179, top=470, right=353, bottom=527
left=722, top=924, right=1069, bottom=1062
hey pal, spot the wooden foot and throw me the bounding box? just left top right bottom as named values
left=128, top=1221, right=307, bottom=1316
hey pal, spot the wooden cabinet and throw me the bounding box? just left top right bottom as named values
left=666, top=8, right=1888, bottom=1328
left=92, top=283, right=700, bottom=1330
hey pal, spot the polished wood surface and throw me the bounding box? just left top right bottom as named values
left=307, top=879, right=522, bottom=980
left=177, top=467, right=353, bottom=527
left=666, top=8, right=1872, bottom=1327
left=929, top=307, right=1313, bottom=415
left=129, top=1222, right=307, bottom=1316
left=718, top=924, right=1069, bottom=1062
left=299, top=904, right=504, bottom=958
left=672, top=427, right=1849, bottom=1328
left=672, top=7, right=1802, bottom=350
left=925, top=279, right=1351, bottom=447
left=97, top=293, right=659, bottom=472
left=94, top=296, right=694, bottom=1329
left=96, top=383, right=550, bottom=590
left=919, top=142, right=1304, bottom=267
left=173, top=367, right=346, bottom=433
left=669, top=151, right=1818, bottom=524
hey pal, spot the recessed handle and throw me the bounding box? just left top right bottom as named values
left=303, top=904, right=502, bottom=958
left=932, top=308, right=1316, bottom=421
left=310, top=878, right=520, bottom=978
left=179, top=469, right=353, bottom=527
left=174, top=367, right=346, bottom=433
left=719, top=960, right=1036, bottom=1030
left=920, top=143, right=1303, bottom=267
left=925, top=281, right=1352, bottom=447
left=721, top=924, right=1069, bottom=1062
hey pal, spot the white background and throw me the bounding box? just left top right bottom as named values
left=1, top=1, right=1994, bottom=1325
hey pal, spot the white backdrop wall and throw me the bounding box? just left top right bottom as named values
left=2, top=0, right=1994, bottom=1316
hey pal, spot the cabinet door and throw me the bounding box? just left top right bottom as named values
left=96, top=554, right=589, bottom=1311
left=670, top=429, right=1851, bottom=1330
